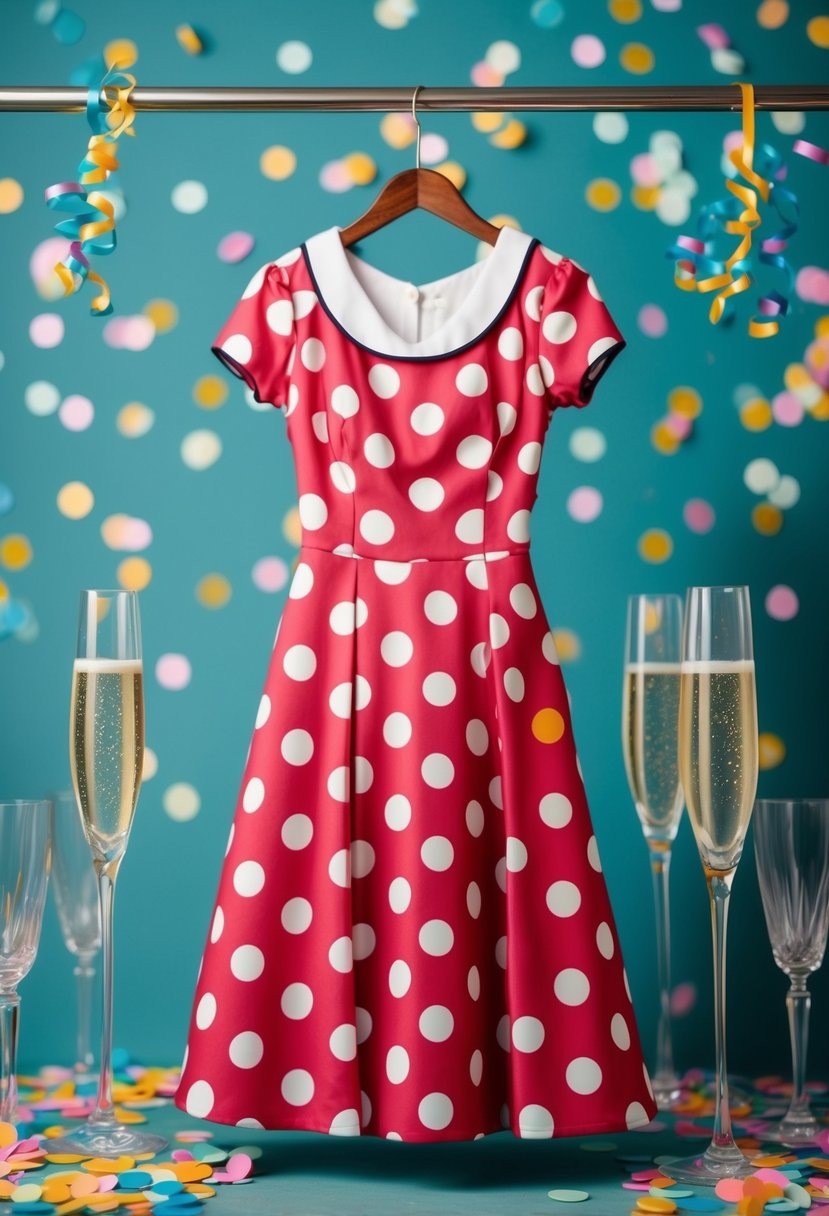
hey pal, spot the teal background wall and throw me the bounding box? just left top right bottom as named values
left=1, top=1, right=828, bottom=1081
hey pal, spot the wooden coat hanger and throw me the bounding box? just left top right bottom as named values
left=337, top=85, right=502, bottom=248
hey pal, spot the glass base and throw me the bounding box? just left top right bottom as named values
left=652, top=1072, right=683, bottom=1111
left=48, top=1123, right=168, bottom=1157
left=762, top=1114, right=819, bottom=1147
left=667, top=1145, right=756, bottom=1187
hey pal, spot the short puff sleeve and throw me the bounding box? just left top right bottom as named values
left=211, top=261, right=296, bottom=408
left=539, top=258, right=626, bottom=410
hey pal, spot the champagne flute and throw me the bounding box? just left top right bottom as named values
left=669, top=585, right=759, bottom=1185
left=754, top=798, right=829, bottom=1146
left=1, top=800, right=52, bottom=1122
left=622, top=593, right=684, bottom=1109
left=49, top=590, right=167, bottom=1156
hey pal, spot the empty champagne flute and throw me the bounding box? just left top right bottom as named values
left=0, top=800, right=52, bottom=1122
left=669, top=585, right=759, bottom=1185
left=48, top=788, right=102, bottom=1076
left=754, top=798, right=829, bottom=1146
left=49, top=590, right=167, bottom=1156
left=622, top=593, right=684, bottom=1109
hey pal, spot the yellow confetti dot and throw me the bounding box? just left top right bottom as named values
left=193, top=375, right=228, bottom=408
left=638, top=529, right=673, bottom=563
left=757, top=0, right=789, bottom=27
left=586, top=178, right=621, bottom=212
left=636, top=1198, right=677, bottom=1215
left=0, top=534, right=33, bottom=570
left=144, top=298, right=178, bottom=333
left=176, top=23, right=203, bottom=54
left=643, top=602, right=662, bottom=635
left=283, top=505, right=302, bottom=546
left=435, top=160, right=467, bottom=190
left=808, top=392, right=829, bottom=420
left=471, top=111, right=505, bottom=134
left=117, top=557, right=152, bottom=591
left=260, top=145, right=297, bottom=181
left=57, top=482, right=94, bottom=520
left=532, top=707, right=566, bottom=744
left=807, top=15, right=829, bottom=46
left=752, top=502, right=783, bottom=535
left=610, top=0, right=642, bottom=19
left=380, top=113, right=415, bottom=149
left=740, top=397, right=773, bottom=431
left=815, top=315, right=829, bottom=338
left=196, top=573, right=232, bottom=608
left=620, top=42, right=655, bottom=73
left=0, top=178, right=23, bottom=214
left=651, top=420, right=681, bottom=455
left=142, top=747, right=158, bottom=781
left=164, top=784, right=201, bottom=822
left=784, top=361, right=815, bottom=392
left=117, top=401, right=155, bottom=438
left=759, top=732, right=786, bottom=769
left=104, top=39, right=138, bottom=69
left=631, top=184, right=660, bottom=210
left=490, top=118, right=527, bottom=149
left=0, top=1122, right=17, bottom=1148
left=668, top=386, right=703, bottom=419
left=344, top=152, right=377, bottom=186
left=0, top=578, right=9, bottom=603
left=488, top=214, right=521, bottom=233
left=553, top=628, right=581, bottom=662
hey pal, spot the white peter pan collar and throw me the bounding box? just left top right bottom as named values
left=301, top=224, right=538, bottom=360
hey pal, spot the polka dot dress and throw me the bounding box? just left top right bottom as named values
left=175, top=224, right=657, bottom=1141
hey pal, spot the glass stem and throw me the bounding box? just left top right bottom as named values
left=707, top=870, right=739, bottom=1156
left=0, top=990, right=20, bottom=1123
left=649, top=844, right=676, bottom=1085
left=74, top=952, right=96, bottom=1074
left=91, top=857, right=121, bottom=1126
left=785, top=976, right=811, bottom=1118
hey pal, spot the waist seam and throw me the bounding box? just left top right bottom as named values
left=300, top=541, right=531, bottom=563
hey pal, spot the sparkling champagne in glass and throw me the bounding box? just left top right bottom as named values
left=49, top=590, right=167, bottom=1157
left=669, top=585, right=758, bottom=1185
left=622, top=593, right=683, bottom=1109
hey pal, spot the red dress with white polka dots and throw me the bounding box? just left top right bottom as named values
left=175, top=224, right=657, bottom=1142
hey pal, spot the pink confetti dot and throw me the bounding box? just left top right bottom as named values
left=29, top=313, right=64, bottom=348
left=29, top=236, right=71, bottom=289
left=470, top=61, right=503, bottom=87
left=571, top=34, right=606, bottom=68
left=566, top=486, right=603, bottom=523
left=765, top=584, right=799, bottom=621
left=723, top=129, right=744, bottom=157
left=156, top=653, right=193, bottom=690
left=420, top=133, right=449, bottom=165
left=772, top=390, right=805, bottom=426
left=319, top=160, right=353, bottom=193
left=670, top=982, right=698, bottom=1017
left=58, top=394, right=94, bottom=431
left=217, top=231, right=255, bottom=264
left=638, top=304, right=668, bottom=338
left=805, top=336, right=829, bottom=389
left=630, top=152, right=662, bottom=188
left=665, top=413, right=692, bottom=440
left=252, top=556, right=290, bottom=593
left=697, top=23, right=731, bottom=49
left=683, top=498, right=716, bottom=534
left=796, top=266, right=829, bottom=305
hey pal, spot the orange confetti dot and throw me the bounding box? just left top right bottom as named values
left=815, top=315, right=829, bottom=338
left=193, top=375, right=228, bottom=408
left=531, top=707, right=566, bottom=744
left=668, top=385, right=703, bottom=419
left=343, top=152, right=377, bottom=185
left=435, top=161, right=467, bottom=190
left=609, top=0, right=642, bottom=21
left=752, top=502, right=783, bottom=535
left=759, top=732, right=786, bottom=769
left=636, top=1197, right=677, bottom=1213
left=553, top=628, right=581, bottom=662
left=638, top=529, right=673, bottom=563
left=0, top=1123, right=16, bottom=1148
left=740, top=398, right=773, bottom=431
left=196, top=573, right=232, bottom=608
left=57, top=481, right=95, bottom=520
left=144, top=299, right=178, bottom=333
left=586, top=178, right=621, bottom=211
left=0, top=178, right=23, bottom=213
left=651, top=421, right=680, bottom=455
left=631, top=184, right=660, bottom=210
left=0, top=533, right=33, bottom=570
left=809, top=393, right=829, bottom=420
left=471, top=111, right=505, bottom=134
left=283, top=505, right=302, bottom=546
left=757, top=0, right=788, bottom=27
left=176, top=24, right=203, bottom=54
left=490, top=119, right=527, bottom=149
left=117, top=556, right=152, bottom=591
left=260, top=145, right=297, bottom=180
left=807, top=15, right=829, bottom=46
left=620, top=42, right=655, bottom=73
left=104, top=39, right=138, bottom=68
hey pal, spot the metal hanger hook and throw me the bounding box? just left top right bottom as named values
left=411, top=85, right=423, bottom=170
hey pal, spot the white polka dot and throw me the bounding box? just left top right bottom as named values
left=291, top=290, right=317, bottom=318
left=234, top=861, right=265, bottom=897
left=196, top=993, right=216, bottom=1029
left=329, top=848, right=350, bottom=888
left=468, top=965, right=481, bottom=999
left=242, top=266, right=267, bottom=298
left=611, top=1013, right=631, bottom=1050
left=383, top=711, right=412, bottom=748
left=546, top=880, right=581, bottom=917
left=466, top=719, right=489, bottom=755
left=331, top=384, right=359, bottom=417
left=281, top=896, right=313, bottom=933
left=498, top=401, right=517, bottom=435
left=489, top=612, right=510, bottom=648
left=470, top=641, right=492, bottom=678
left=386, top=1045, right=410, bottom=1083
left=221, top=334, right=252, bottom=365
left=566, top=1056, right=602, bottom=1095
left=289, top=561, right=314, bottom=598
left=210, top=906, right=224, bottom=943
left=465, top=559, right=488, bottom=590
left=355, top=756, right=373, bottom=793
left=351, top=839, right=376, bottom=879
left=281, top=983, right=313, bottom=1018
left=298, top=493, right=327, bottom=531
left=281, top=1068, right=314, bottom=1104
left=381, top=630, right=413, bottom=666
left=280, top=812, right=313, bottom=851
left=352, top=924, right=376, bottom=962
left=526, top=364, right=545, bottom=396
left=506, top=837, right=528, bottom=871
left=542, top=631, right=560, bottom=664
left=359, top=508, right=394, bottom=545
left=524, top=284, right=544, bottom=321
left=456, top=435, right=493, bottom=468
left=312, top=410, right=328, bottom=440
left=385, top=793, right=412, bottom=831
left=329, top=461, right=356, bottom=493
left=539, top=792, right=572, bottom=829
left=389, top=959, right=411, bottom=997
left=410, top=401, right=444, bottom=435
left=419, top=919, right=454, bottom=955
left=329, top=1109, right=359, bottom=1135
left=327, top=766, right=349, bottom=802
left=330, top=600, right=360, bottom=635
left=504, top=667, right=525, bottom=702
left=517, top=442, right=542, bottom=475
left=456, top=363, right=488, bottom=396
left=267, top=299, right=293, bottom=335
left=421, top=753, right=454, bottom=789
left=512, top=1016, right=544, bottom=1052
left=466, top=799, right=484, bottom=837
left=422, top=671, right=456, bottom=705
left=597, top=921, right=615, bottom=959
left=255, top=694, right=271, bottom=728
left=330, top=1024, right=357, bottom=1061
left=281, top=728, right=314, bottom=765
left=455, top=508, right=484, bottom=544
left=487, top=470, right=503, bottom=501
left=540, top=355, right=555, bottom=387
left=242, top=777, right=265, bottom=813
left=467, top=881, right=481, bottom=918
left=364, top=432, right=395, bottom=467
left=374, top=559, right=410, bottom=584
left=470, top=1049, right=483, bottom=1086
left=588, top=335, right=618, bottom=363
left=283, top=644, right=317, bottom=681
left=231, top=945, right=265, bottom=981
left=369, top=364, right=400, bottom=398
left=301, top=337, right=325, bottom=371
left=409, top=477, right=445, bottom=511
left=509, top=583, right=537, bottom=618
left=518, top=1104, right=554, bottom=1138
left=185, top=1081, right=214, bottom=1118
left=423, top=590, right=457, bottom=624
left=419, top=1005, right=454, bottom=1042
left=498, top=327, right=523, bottom=360
left=329, top=681, right=353, bottom=718
left=543, top=310, right=577, bottom=343
left=496, top=1015, right=511, bottom=1052
left=230, top=1032, right=264, bottom=1069
left=329, top=935, right=353, bottom=972
left=626, top=1101, right=651, bottom=1129
left=507, top=510, right=530, bottom=543
left=389, top=876, right=411, bottom=913
left=418, top=1092, right=453, bottom=1130
left=421, top=835, right=454, bottom=871
left=554, top=968, right=590, bottom=1006
left=587, top=835, right=602, bottom=871
left=489, top=774, right=503, bottom=809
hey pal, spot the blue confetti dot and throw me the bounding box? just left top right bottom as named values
left=530, top=0, right=564, bottom=28
left=0, top=482, right=14, bottom=515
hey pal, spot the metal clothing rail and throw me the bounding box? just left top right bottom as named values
left=1, top=84, right=829, bottom=113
